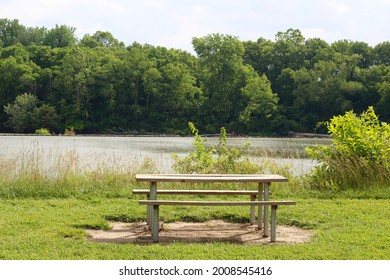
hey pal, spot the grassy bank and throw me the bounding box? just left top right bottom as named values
left=1, top=138, right=389, bottom=260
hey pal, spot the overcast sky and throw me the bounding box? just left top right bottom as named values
left=1, top=0, right=389, bottom=52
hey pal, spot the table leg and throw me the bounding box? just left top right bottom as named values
left=257, top=182, right=264, bottom=230
left=147, top=195, right=153, bottom=228
left=152, top=205, right=159, bottom=242
left=250, top=195, right=256, bottom=224
left=271, top=205, right=277, bottom=242
left=263, top=182, right=270, bottom=237
left=150, top=181, right=159, bottom=242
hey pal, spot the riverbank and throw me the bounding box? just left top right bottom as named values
left=1, top=131, right=331, bottom=138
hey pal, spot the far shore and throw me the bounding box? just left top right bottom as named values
left=0, top=131, right=330, bottom=138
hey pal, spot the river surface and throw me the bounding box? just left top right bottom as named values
left=0, top=135, right=330, bottom=176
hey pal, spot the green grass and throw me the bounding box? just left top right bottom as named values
left=1, top=190, right=389, bottom=260
left=0, top=143, right=389, bottom=260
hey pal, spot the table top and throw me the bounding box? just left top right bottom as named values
left=135, top=174, right=288, bottom=183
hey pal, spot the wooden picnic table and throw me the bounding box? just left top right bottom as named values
left=135, top=174, right=290, bottom=242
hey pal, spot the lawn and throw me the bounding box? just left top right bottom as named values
left=1, top=187, right=389, bottom=260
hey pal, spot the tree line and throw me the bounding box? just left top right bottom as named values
left=1, top=18, right=390, bottom=135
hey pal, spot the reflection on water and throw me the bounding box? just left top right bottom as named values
left=0, top=135, right=330, bottom=175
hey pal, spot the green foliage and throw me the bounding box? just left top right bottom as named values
left=172, top=122, right=260, bottom=174
left=33, top=104, right=60, bottom=132
left=2, top=19, right=390, bottom=135
left=192, top=33, right=279, bottom=133
left=3, top=93, right=59, bottom=133
left=35, top=128, right=50, bottom=135
left=239, top=70, right=279, bottom=131
left=43, top=24, right=77, bottom=48
left=307, top=107, right=390, bottom=190
left=3, top=93, right=38, bottom=132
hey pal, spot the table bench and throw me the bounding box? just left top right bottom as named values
left=135, top=174, right=293, bottom=243
left=132, top=189, right=272, bottom=225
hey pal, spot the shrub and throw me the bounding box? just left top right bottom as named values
left=64, top=127, right=76, bottom=135
left=171, top=122, right=261, bottom=174
left=3, top=93, right=38, bottom=133
left=306, top=107, right=390, bottom=190
left=35, top=128, right=51, bottom=135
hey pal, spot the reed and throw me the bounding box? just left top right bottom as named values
left=0, top=142, right=157, bottom=198
left=0, top=137, right=305, bottom=198
left=308, top=153, right=390, bottom=191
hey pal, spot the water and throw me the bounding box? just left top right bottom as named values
left=0, top=135, right=330, bottom=175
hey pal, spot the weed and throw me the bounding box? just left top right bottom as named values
left=307, top=107, right=390, bottom=191
left=172, top=122, right=262, bottom=174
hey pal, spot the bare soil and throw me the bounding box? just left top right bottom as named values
left=85, top=220, right=314, bottom=245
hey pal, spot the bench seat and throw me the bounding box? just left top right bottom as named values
left=138, top=200, right=293, bottom=206
left=132, top=189, right=270, bottom=196
left=138, top=200, right=295, bottom=242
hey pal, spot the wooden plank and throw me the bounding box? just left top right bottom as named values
left=135, top=174, right=288, bottom=183
left=138, top=200, right=296, bottom=206
left=132, top=189, right=271, bottom=195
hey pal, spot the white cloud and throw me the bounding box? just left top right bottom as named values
left=324, top=1, right=349, bottom=17
left=0, top=0, right=389, bottom=51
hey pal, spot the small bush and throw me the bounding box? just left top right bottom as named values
left=64, top=127, right=76, bottom=136
left=172, top=122, right=262, bottom=174
left=306, top=107, right=390, bottom=190
left=35, top=128, right=51, bottom=135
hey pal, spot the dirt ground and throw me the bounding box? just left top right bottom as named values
left=85, top=220, right=314, bottom=245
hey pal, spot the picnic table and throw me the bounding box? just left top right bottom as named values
left=134, top=174, right=294, bottom=242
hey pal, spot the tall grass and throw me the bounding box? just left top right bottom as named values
left=0, top=135, right=307, bottom=198
left=307, top=107, right=390, bottom=191
left=0, top=141, right=157, bottom=198
left=308, top=153, right=390, bottom=190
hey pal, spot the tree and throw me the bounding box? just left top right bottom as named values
left=239, top=69, right=278, bottom=126
left=145, top=58, right=203, bottom=132
left=243, top=38, right=274, bottom=75
left=44, top=25, right=77, bottom=48
left=331, top=40, right=373, bottom=69
left=3, top=93, right=38, bottom=132
left=32, top=103, right=60, bottom=132
left=272, top=29, right=307, bottom=75
left=108, top=44, right=157, bottom=131
left=304, top=38, right=334, bottom=68
left=53, top=47, right=92, bottom=131
left=0, top=19, right=25, bottom=47
left=376, top=69, right=390, bottom=121
left=20, top=26, right=47, bottom=46
left=4, top=93, right=60, bottom=133
left=83, top=48, right=121, bottom=132
left=373, top=42, right=390, bottom=66
left=193, top=33, right=280, bottom=133
left=192, top=34, right=246, bottom=131
left=80, top=31, right=125, bottom=49
left=0, top=55, right=40, bottom=129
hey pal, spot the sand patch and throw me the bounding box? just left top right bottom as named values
left=85, top=220, right=314, bottom=245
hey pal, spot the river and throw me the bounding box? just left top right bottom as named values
left=0, top=135, right=330, bottom=176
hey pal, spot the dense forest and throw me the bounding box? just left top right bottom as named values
left=1, top=18, right=390, bottom=135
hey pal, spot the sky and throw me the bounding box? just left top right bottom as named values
left=1, top=0, right=390, bottom=53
